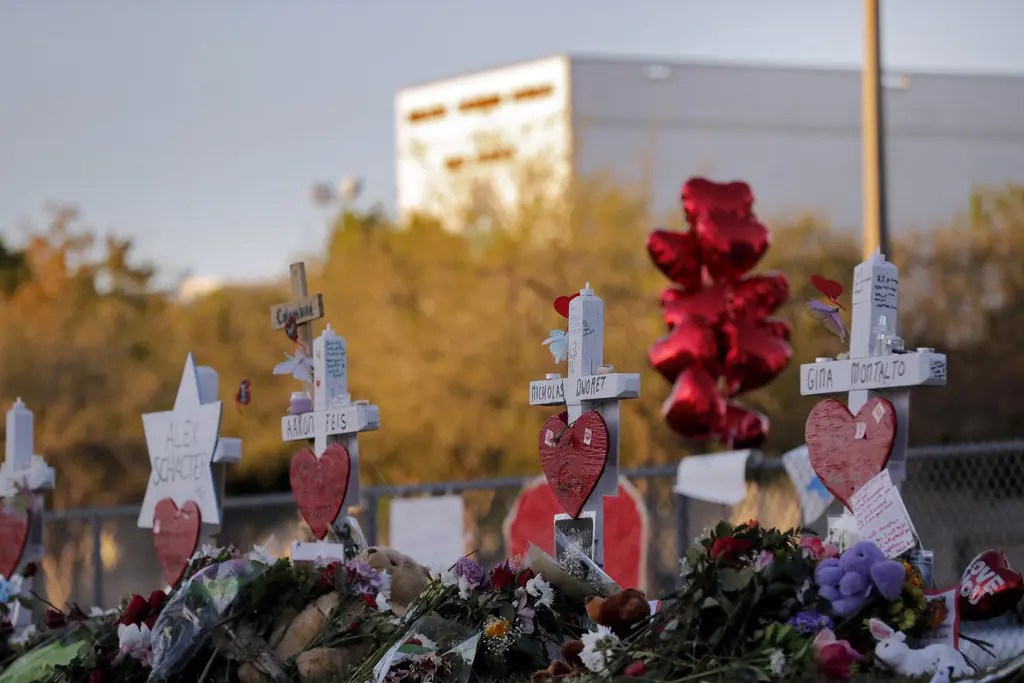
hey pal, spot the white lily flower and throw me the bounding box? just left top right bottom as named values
left=524, top=574, right=555, bottom=608
left=117, top=622, right=154, bottom=667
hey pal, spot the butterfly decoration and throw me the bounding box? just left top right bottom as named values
left=807, top=300, right=846, bottom=342
left=284, top=314, right=307, bottom=351
left=235, top=379, right=251, bottom=413
left=273, top=348, right=315, bottom=382
left=543, top=330, right=568, bottom=364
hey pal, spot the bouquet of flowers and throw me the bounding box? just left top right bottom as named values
left=372, top=616, right=479, bottom=683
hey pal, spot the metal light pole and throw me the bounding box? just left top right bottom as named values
left=861, top=0, right=890, bottom=260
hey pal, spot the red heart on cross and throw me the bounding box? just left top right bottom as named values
left=0, top=500, right=30, bottom=579
left=553, top=293, right=580, bottom=319
left=805, top=397, right=897, bottom=509
left=152, top=498, right=202, bottom=585
left=538, top=410, right=609, bottom=518
left=290, top=443, right=351, bottom=540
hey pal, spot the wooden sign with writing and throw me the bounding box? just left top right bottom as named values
left=290, top=443, right=351, bottom=540
left=805, top=397, right=896, bottom=509
left=538, top=410, right=609, bottom=519
left=0, top=500, right=29, bottom=579
left=153, top=498, right=202, bottom=585
left=270, top=293, right=325, bottom=330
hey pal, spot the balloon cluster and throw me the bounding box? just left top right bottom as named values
left=646, top=178, right=793, bottom=448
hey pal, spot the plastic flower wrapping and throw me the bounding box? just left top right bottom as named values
left=148, top=557, right=268, bottom=678
left=372, top=616, right=480, bottom=683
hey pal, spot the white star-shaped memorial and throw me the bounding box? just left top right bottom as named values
left=137, top=353, right=224, bottom=528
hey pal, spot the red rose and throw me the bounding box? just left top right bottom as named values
left=710, top=537, right=753, bottom=561
left=818, top=642, right=861, bottom=680
left=43, top=609, right=67, bottom=630
left=623, top=661, right=647, bottom=677
left=20, top=563, right=36, bottom=578
left=145, top=612, right=159, bottom=629
left=491, top=567, right=514, bottom=590
left=348, top=621, right=359, bottom=630
left=361, top=595, right=378, bottom=609
left=119, top=594, right=150, bottom=626
left=516, top=569, right=535, bottom=587
left=68, top=605, right=87, bottom=623
left=89, top=669, right=105, bottom=683
left=405, top=638, right=422, bottom=647
left=148, top=590, right=167, bottom=613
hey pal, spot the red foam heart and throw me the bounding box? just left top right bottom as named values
left=805, top=398, right=897, bottom=509
left=695, top=209, right=769, bottom=282
left=291, top=443, right=351, bottom=539
left=960, top=549, right=1024, bottom=621
left=538, top=411, right=609, bottom=518
left=681, top=177, right=754, bottom=224
left=648, top=316, right=719, bottom=383
left=661, top=366, right=725, bottom=440
left=722, top=319, right=793, bottom=395
left=152, top=498, right=201, bottom=585
left=553, top=292, right=580, bottom=318
left=0, top=500, right=30, bottom=579
left=662, top=283, right=731, bottom=329
left=646, top=230, right=703, bottom=291
left=731, top=272, right=790, bottom=320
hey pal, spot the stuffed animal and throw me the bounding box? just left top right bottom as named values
left=815, top=540, right=905, bottom=617
left=869, top=618, right=971, bottom=678
left=360, top=546, right=430, bottom=616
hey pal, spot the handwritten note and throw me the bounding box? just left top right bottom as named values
left=918, top=586, right=960, bottom=649
left=850, top=469, right=917, bottom=558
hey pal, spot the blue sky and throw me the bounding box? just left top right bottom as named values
left=2, top=0, right=1022, bottom=284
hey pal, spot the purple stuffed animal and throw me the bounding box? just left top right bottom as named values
left=814, top=540, right=906, bottom=617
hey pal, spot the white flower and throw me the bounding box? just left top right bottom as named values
left=796, top=578, right=812, bottom=605
left=434, top=566, right=460, bottom=588
left=579, top=625, right=619, bottom=675
left=694, top=528, right=712, bottom=545
left=88, top=606, right=119, bottom=617
left=457, top=576, right=474, bottom=600
left=245, top=543, right=274, bottom=565
left=524, top=575, right=554, bottom=608
left=375, top=591, right=391, bottom=612
left=768, top=648, right=787, bottom=676
left=189, top=544, right=222, bottom=562
left=117, top=622, right=153, bottom=667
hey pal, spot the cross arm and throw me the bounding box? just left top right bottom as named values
left=800, top=350, right=946, bottom=396
left=529, top=373, right=641, bottom=407
left=281, top=403, right=381, bottom=442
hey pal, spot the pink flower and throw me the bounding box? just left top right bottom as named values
left=753, top=550, right=775, bottom=572
left=800, top=536, right=840, bottom=562
left=812, top=629, right=864, bottom=680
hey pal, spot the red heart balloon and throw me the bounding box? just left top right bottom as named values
left=661, top=366, right=725, bottom=439
left=696, top=209, right=770, bottom=282
left=731, top=272, right=790, bottom=320
left=681, top=177, right=754, bottom=225
left=291, top=443, right=352, bottom=540
left=662, top=283, right=731, bottom=329
left=959, top=550, right=1024, bottom=621
left=152, top=498, right=202, bottom=585
left=757, top=317, right=793, bottom=342
left=538, top=411, right=609, bottom=518
left=722, top=320, right=793, bottom=395
left=648, top=317, right=719, bottom=383
left=553, top=292, right=580, bottom=318
left=0, top=499, right=30, bottom=579
left=804, top=397, right=897, bottom=509
left=713, top=401, right=769, bottom=449
left=646, top=230, right=703, bottom=291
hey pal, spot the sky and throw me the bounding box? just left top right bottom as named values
left=2, top=0, right=1023, bottom=286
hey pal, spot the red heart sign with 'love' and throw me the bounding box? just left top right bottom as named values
left=153, top=498, right=202, bottom=585
left=959, top=549, right=1024, bottom=621
left=805, top=397, right=897, bottom=509
left=538, top=411, right=609, bottom=518
left=291, top=443, right=352, bottom=539
left=0, top=500, right=30, bottom=579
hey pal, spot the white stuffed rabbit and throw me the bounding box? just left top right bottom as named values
left=869, top=618, right=971, bottom=678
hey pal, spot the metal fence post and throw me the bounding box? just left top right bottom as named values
left=363, top=489, right=378, bottom=547
left=674, top=492, right=689, bottom=588
left=90, top=514, right=103, bottom=609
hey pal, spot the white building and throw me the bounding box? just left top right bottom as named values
left=395, top=54, right=1024, bottom=233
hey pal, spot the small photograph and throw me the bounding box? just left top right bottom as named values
left=555, top=512, right=598, bottom=584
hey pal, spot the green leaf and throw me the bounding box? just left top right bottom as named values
left=701, top=596, right=720, bottom=609
left=719, top=568, right=741, bottom=592
left=715, top=520, right=734, bottom=538
left=709, top=625, right=726, bottom=647
left=686, top=547, right=702, bottom=567
left=397, top=644, right=433, bottom=656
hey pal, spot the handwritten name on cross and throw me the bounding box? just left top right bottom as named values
left=137, top=354, right=242, bottom=533
left=270, top=262, right=325, bottom=395
left=281, top=323, right=380, bottom=563
left=799, top=250, right=947, bottom=484
left=528, top=283, right=640, bottom=566
left=0, top=399, right=54, bottom=635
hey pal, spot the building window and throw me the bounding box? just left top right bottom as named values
left=512, top=84, right=554, bottom=101
left=407, top=105, right=447, bottom=124
left=459, top=94, right=502, bottom=113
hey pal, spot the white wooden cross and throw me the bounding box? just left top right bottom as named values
left=528, top=283, right=640, bottom=567
left=270, top=262, right=326, bottom=397
left=281, top=323, right=380, bottom=563
left=137, top=354, right=242, bottom=539
left=0, top=398, right=55, bottom=636
left=799, top=249, right=947, bottom=485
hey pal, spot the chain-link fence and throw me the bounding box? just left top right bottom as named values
left=36, top=440, right=1024, bottom=666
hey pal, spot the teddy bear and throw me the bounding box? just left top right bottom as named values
left=236, top=548, right=429, bottom=683
left=532, top=589, right=651, bottom=682
left=815, top=540, right=905, bottom=617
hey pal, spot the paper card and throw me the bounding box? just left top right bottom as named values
left=673, top=450, right=752, bottom=505
left=917, top=586, right=960, bottom=649
left=850, top=469, right=917, bottom=558
left=389, top=496, right=465, bottom=569
left=782, top=445, right=833, bottom=526
left=291, top=541, right=346, bottom=565
left=524, top=543, right=618, bottom=600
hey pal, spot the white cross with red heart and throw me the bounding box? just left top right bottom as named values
left=528, top=283, right=640, bottom=567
